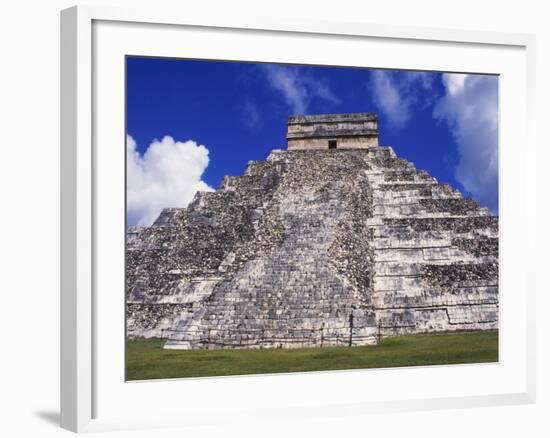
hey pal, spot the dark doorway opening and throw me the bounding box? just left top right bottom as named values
left=328, top=140, right=337, bottom=149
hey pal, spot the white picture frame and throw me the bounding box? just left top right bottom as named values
left=60, top=4, right=537, bottom=433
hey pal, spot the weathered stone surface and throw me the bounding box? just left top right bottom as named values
left=287, top=113, right=379, bottom=150
left=126, top=114, right=498, bottom=349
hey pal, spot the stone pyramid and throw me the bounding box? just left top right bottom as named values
left=126, top=113, right=498, bottom=349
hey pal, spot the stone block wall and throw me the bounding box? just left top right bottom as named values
left=287, top=113, right=379, bottom=150
left=287, top=136, right=378, bottom=150
left=365, top=147, right=498, bottom=336
left=126, top=145, right=498, bottom=349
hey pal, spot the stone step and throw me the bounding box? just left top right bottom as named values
left=127, top=147, right=499, bottom=348
left=373, top=246, right=478, bottom=263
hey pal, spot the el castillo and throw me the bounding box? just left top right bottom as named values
left=126, top=112, right=499, bottom=353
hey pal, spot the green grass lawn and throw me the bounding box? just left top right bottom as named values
left=126, top=330, right=498, bottom=381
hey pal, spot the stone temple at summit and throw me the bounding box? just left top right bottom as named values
left=126, top=113, right=499, bottom=349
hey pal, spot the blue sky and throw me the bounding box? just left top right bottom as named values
left=126, top=57, right=498, bottom=227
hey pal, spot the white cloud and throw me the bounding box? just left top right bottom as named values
left=127, top=135, right=214, bottom=227
left=443, top=74, right=467, bottom=96
left=370, top=70, right=435, bottom=128
left=433, top=74, right=499, bottom=212
left=260, top=65, right=340, bottom=114
left=242, top=98, right=261, bottom=128
left=312, top=81, right=340, bottom=107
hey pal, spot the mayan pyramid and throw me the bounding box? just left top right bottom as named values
left=126, top=113, right=498, bottom=349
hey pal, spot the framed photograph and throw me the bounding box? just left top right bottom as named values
left=61, top=5, right=536, bottom=433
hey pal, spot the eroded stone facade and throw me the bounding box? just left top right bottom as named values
left=287, top=113, right=379, bottom=150
left=126, top=114, right=498, bottom=349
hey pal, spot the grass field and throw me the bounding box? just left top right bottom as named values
left=126, top=330, right=498, bottom=381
